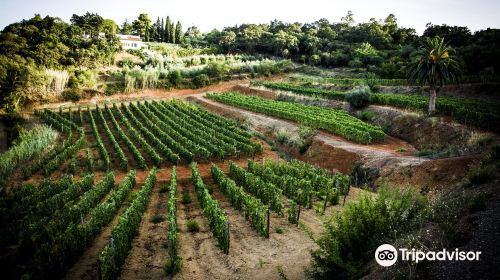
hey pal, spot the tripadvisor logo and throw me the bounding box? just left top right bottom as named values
left=375, top=244, right=398, bottom=267
left=375, top=244, right=482, bottom=267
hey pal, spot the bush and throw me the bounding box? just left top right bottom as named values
left=468, top=164, right=496, bottom=185
left=62, top=88, right=82, bottom=101
left=306, top=186, right=429, bottom=279
left=193, top=74, right=210, bottom=88
left=181, top=191, right=192, bottom=204
left=164, top=256, right=183, bottom=274
left=187, top=220, right=200, bottom=232
left=150, top=215, right=165, bottom=224
left=360, top=111, right=375, bottom=122
left=345, top=85, right=372, bottom=109
left=168, top=70, right=183, bottom=86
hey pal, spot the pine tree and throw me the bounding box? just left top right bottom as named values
left=175, top=21, right=183, bottom=44
left=165, top=16, right=171, bottom=43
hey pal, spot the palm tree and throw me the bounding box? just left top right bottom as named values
left=407, top=36, right=462, bottom=115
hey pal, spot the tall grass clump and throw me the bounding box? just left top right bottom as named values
left=45, top=69, right=69, bottom=93
left=306, top=186, right=429, bottom=279
left=0, top=125, right=58, bottom=181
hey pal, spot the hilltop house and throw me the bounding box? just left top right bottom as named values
left=118, top=34, right=148, bottom=50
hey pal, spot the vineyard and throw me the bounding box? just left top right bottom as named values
left=0, top=90, right=366, bottom=280
left=207, top=91, right=385, bottom=143
left=254, top=80, right=500, bottom=132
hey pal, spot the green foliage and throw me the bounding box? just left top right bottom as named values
left=288, top=200, right=299, bottom=224
left=193, top=73, right=210, bottom=88
left=345, top=85, right=372, bottom=108
left=468, top=164, right=496, bottom=185
left=0, top=125, right=58, bottom=182
left=187, top=220, right=200, bottom=233
left=181, top=191, right=192, bottom=204
left=191, top=162, right=229, bottom=253
left=207, top=92, right=384, bottom=144
left=99, top=168, right=155, bottom=280
left=306, top=186, right=429, bottom=279
left=212, top=164, right=269, bottom=236
left=360, top=111, right=375, bottom=122
left=150, top=215, right=165, bottom=224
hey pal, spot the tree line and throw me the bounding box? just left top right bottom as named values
left=120, top=14, right=184, bottom=44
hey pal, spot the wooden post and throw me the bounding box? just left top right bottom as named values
left=266, top=208, right=270, bottom=239
left=322, top=191, right=328, bottom=214
left=297, top=204, right=301, bottom=226
left=225, top=221, right=230, bottom=254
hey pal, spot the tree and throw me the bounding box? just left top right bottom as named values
left=132, top=13, right=151, bottom=40
left=220, top=31, right=236, bottom=53
left=169, top=21, right=175, bottom=43
left=408, top=36, right=462, bottom=115
left=70, top=12, right=104, bottom=38
left=165, top=16, right=171, bottom=43
left=160, top=18, right=165, bottom=41
left=175, top=21, right=183, bottom=44
left=121, top=18, right=133, bottom=34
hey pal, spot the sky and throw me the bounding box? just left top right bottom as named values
left=0, top=0, right=499, bottom=34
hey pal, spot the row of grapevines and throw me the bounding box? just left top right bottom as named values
left=191, top=162, right=229, bottom=253
left=0, top=175, right=85, bottom=249
left=88, top=106, right=111, bottom=170
left=211, top=164, right=269, bottom=237
left=99, top=168, right=156, bottom=280
left=137, top=101, right=212, bottom=159
left=38, top=109, right=87, bottom=176
left=253, top=80, right=347, bottom=100
left=228, top=161, right=284, bottom=215
left=122, top=103, right=180, bottom=163
left=166, top=166, right=181, bottom=273
left=96, top=105, right=128, bottom=170
left=207, top=92, right=384, bottom=144
left=24, top=172, right=115, bottom=249
left=155, top=101, right=241, bottom=157
left=258, top=159, right=347, bottom=201
left=30, top=171, right=136, bottom=279
left=146, top=101, right=227, bottom=159
left=130, top=102, right=197, bottom=160
left=113, top=103, right=162, bottom=165
left=104, top=104, right=146, bottom=169
left=247, top=159, right=314, bottom=208
left=168, top=101, right=260, bottom=154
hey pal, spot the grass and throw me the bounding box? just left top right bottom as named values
left=396, top=147, right=408, bottom=153
left=276, top=227, right=284, bottom=234
left=187, top=220, right=200, bottom=232
left=181, top=191, right=192, bottom=204
left=159, top=183, right=168, bottom=193
left=150, top=215, right=165, bottom=224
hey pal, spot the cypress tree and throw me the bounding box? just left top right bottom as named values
left=161, top=17, right=165, bottom=42
left=169, top=21, right=175, bottom=43
left=155, top=17, right=161, bottom=42
left=175, top=21, right=183, bottom=44
left=165, top=16, right=171, bottom=43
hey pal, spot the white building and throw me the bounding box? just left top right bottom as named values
left=118, top=34, right=148, bottom=50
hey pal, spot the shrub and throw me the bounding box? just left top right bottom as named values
left=181, top=192, right=192, bottom=204
left=468, top=164, right=496, bottom=185
left=276, top=227, right=284, bottom=234
left=193, top=74, right=210, bottom=88
left=150, top=215, right=165, bottom=224
left=345, top=85, right=372, bottom=109
left=187, top=220, right=200, bottom=232
left=360, top=111, right=375, bottom=122
left=306, top=186, right=429, bottom=279
left=168, top=70, right=183, bottom=86
left=159, top=184, right=168, bottom=193
left=164, top=257, right=183, bottom=274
